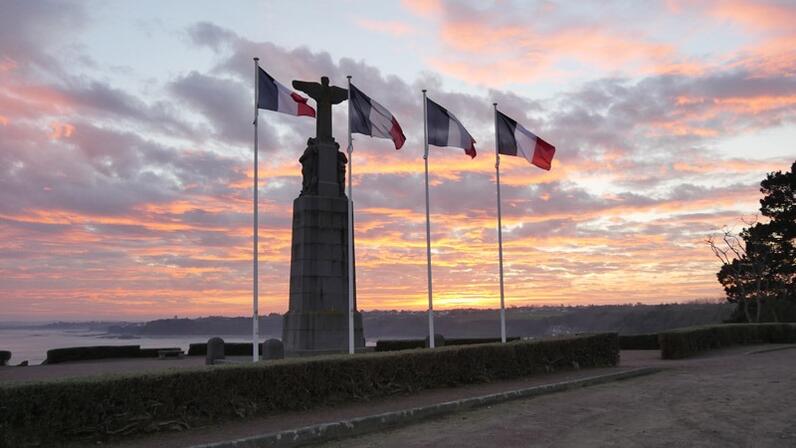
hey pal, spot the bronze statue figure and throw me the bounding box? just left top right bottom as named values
left=299, top=142, right=319, bottom=196
left=293, top=76, right=348, bottom=143
left=337, top=151, right=348, bottom=196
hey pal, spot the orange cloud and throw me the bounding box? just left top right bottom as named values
left=49, top=121, right=75, bottom=139
left=401, top=0, right=443, bottom=17
left=710, top=1, right=796, bottom=32
left=427, top=13, right=707, bottom=86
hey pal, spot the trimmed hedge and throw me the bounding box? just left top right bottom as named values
left=618, top=334, right=659, bottom=350
left=449, top=337, right=521, bottom=345
left=187, top=342, right=260, bottom=356
left=0, top=351, right=10, bottom=366
left=376, top=337, right=521, bottom=352
left=44, top=346, right=184, bottom=364
left=0, top=333, right=618, bottom=446
left=659, top=323, right=796, bottom=359
left=136, top=348, right=183, bottom=358
left=45, top=345, right=142, bottom=364
left=375, top=339, right=425, bottom=351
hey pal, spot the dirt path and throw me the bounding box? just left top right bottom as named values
left=316, top=347, right=796, bottom=448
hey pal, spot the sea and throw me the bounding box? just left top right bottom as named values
left=0, top=328, right=274, bottom=365
left=0, top=328, right=379, bottom=365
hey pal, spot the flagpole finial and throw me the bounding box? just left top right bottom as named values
left=422, top=89, right=427, bottom=93
left=493, top=102, right=497, bottom=107
left=253, top=57, right=259, bottom=62
left=346, top=75, right=352, bottom=80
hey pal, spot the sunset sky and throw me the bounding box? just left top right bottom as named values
left=1, top=0, right=794, bottom=320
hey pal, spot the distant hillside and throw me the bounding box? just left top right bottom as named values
left=103, top=302, right=733, bottom=339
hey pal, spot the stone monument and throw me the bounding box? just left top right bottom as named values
left=282, top=76, right=365, bottom=354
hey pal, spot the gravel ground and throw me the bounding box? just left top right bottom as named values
left=316, top=347, right=796, bottom=448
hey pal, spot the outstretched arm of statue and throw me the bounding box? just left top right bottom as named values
left=330, top=86, right=348, bottom=104
left=292, top=80, right=321, bottom=99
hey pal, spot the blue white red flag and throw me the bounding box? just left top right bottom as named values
left=425, top=97, right=476, bottom=158
left=257, top=67, right=315, bottom=117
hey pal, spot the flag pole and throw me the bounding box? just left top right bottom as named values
left=422, top=90, right=435, bottom=348
left=494, top=103, right=506, bottom=343
left=252, top=57, right=260, bottom=362
left=346, top=75, right=355, bottom=355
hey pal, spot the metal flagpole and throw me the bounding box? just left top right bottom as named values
left=346, top=75, right=355, bottom=355
left=252, top=57, right=260, bottom=362
left=422, top=90, right=435, bottom=348
left=494, top=103, right=506, bottom=343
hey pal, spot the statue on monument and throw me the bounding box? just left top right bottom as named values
left=293, top=76, right=348, bottom=197
left=299, top=146, right=318, bottom=196
left=293, top=76, right=348, bottom=143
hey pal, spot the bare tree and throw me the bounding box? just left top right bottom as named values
left=707, top=220, right=773, bottom=323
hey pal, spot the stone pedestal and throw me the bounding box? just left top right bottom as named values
left=282, top=138, right=365, bottom=355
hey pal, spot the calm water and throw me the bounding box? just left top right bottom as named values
left=0, top=328, right=378, bottom=365
left=0, top=328, right=264, bottom=365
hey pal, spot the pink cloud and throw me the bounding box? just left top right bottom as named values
left=401, top=0, right=443, bottom=17
left=49, top=121, right=75, bottom=140
left=709, top=1, right=796, bottom=32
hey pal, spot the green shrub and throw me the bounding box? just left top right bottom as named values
left=618, top=334, right=659, bottom=350
left=659, top=323, right=796, bottom=359
left=0, top=351, right=10, bottom=366
left=375, top=337, right=522, bottom=352
left=44, top=346, right=142, bottom=364
left=0, top=333, right=617, bottom=446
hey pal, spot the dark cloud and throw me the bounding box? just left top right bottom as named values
left=56, top=81, right=196, bottom=137
left=187, top=22, right=237, bottom=51
left=169, top=71, right=273, bottom=146
left=0, top=0, right=86, bottom=73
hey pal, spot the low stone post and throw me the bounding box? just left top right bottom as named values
left=206, top=337, right=225, bottom=365
left=263, top=339, right=285, bottom=360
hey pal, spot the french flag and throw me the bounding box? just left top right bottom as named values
left=426, top=97, right=476, bottom=158
left=257, top=67, right=315, bottom=117
left=496, top=110, right=555, bottom=170
left=349, top=83, right=406, bottom=149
